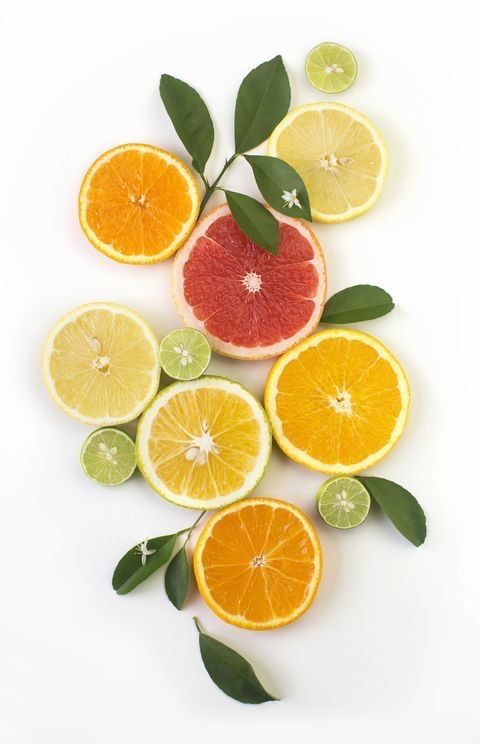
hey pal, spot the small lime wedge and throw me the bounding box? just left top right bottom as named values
left=317, top=476, right=370, bottom=529
left=81, top=428, right=136, bottom=486
left=159, top=328, right=211, bottom=380
left=305, top=42, right=357, bottom=93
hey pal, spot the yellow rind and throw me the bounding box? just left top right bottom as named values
left=267, top=102, right=389, bottom=224
left=42, top=301, right=161, bottom=425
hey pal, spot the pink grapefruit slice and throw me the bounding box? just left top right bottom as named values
left=172, top=204, right=327, bottom=359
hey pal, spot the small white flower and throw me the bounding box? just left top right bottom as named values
left=281, top=188, right=301, bottom=209
left=135, top=539, right=157, bottom=566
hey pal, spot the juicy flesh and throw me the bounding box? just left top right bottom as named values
left=201, top=503, right=318, bottom=624
left=147, top=388, right=262, bottom=499
left=49, top=309, right=157, bottom=419
left=85, top=150, right=195, bottom=256
left=275, top=110, right=383, bottom=215
left=183, top=216, right=320, bottom=348
left=276, top=337, right=403, bottom=465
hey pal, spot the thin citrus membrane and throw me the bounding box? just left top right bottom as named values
left=194, top=498, right=322, bottom=630
left=42, top=302, right=160, bottom=425
left=265, top=328, right=410, bottom=474
left=136, top=377, right=271, bottom=509
left=79, top=144, right=200, bottom=264
left=268, top=102, right=389, bottom=222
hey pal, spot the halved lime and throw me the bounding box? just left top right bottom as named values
left=80, top=428, right=136, bottom=486
left=159, top=328, right=211, bottom=380
left=305, top=42, right=357, bottom=93
left=317, top=476, right=370, bottom=528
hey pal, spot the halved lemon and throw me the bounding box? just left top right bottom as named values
left=268, top=102, right=389, bottom=222
left=79, top=144, right=200, bottom=264
left=194, top=497, right=322, bottom=630
left=264, top=328, right=409, bottom=474
left=136, top=377, right=271, bottom=509
left=43, top=302, right=160, bottom=425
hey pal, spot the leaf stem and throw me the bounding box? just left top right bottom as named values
left=199, top=154, right=237, bottom=214
left=183, top=510, right=206, bottom=547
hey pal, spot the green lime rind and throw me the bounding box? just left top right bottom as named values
left=80, top=427, right=137, bottom=486
left=317, top=476, right=370, bottom=529
left=305, top=42, right=357, bottom=94
left=159, top=328, right=211, bottom=381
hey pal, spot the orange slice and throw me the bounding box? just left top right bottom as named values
left=78, top=144, right=200, bottom=264
left=264, top=328, right=410, bottom=474
left=194, top=498, right=322, bottom=630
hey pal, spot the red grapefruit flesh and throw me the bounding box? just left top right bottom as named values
left=172, top=205, right=327, bottom=359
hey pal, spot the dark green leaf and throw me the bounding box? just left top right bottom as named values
left=194, top=618, right=277, bottom=704
left=234, top=55, right=290, bottom=153
left=160, top=74, right=214, bottom=174
left=244, top=155, right=312, bottom=221
left=223, top=190, right=279, bottom=254
left=112, top=534, right=177, bottom=595
left=321, top=285, right=395, bottom=324
left=165, top=546, right=189, bottom=610
left=358, top=477, right=426, bottom=546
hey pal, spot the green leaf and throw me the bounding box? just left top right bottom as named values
left=193, top=618, right=278, bottom=704
left=234, top=55, right=290, bottom=153
left=244, top=155, right=312, bottom=221
left=112, top=534, right=178, bottom=595
left=358, top=477, right=427, bottom=546
left=223, top=190, right=279, bottom=254
left=165, top=546, right=190, bottom=610
left=159, top=74, right=214, bottom=174
left=321, top=285, right=395, bottom=324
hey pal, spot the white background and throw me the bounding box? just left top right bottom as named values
left=1, top=1, right=477, bottom=742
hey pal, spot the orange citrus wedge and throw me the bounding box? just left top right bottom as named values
left=194, top=497, right=322, bottom=630
left=264, top=328, right=410, bottom=474
left=79, top=144, right=200, bottom=264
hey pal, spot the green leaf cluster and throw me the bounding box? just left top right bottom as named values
left=160, top=56, right=311, bottom=253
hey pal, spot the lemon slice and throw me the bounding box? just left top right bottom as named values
left=268, top=102, right=389, bottom=222
left=43, top=302, right=160, bottom=425
left=136, top=376, right=271, bottom=509
left=305, top=42, right=357, bottom=93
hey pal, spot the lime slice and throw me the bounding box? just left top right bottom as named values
left=81, top=428, right=136, bottom=486
left=159, top=328, right=211, bottom=380
left=305, top=42, right=357, bottom=93
left=317, top=476, right=370, bottom=528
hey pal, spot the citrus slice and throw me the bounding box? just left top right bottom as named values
left=194, top=497, right=322, bottom=630
left=79, top=144, right=200, bottom=264
left=172, top=205, right=327, bottom=359
left=80, top=427, right=136, bottom=486
left=268, top=103, right=389, bottom=223
left=265, top=328, right=410, bottom=474
left=305, top=42, right=357, bottom=93
left=317, top=476, right=370, bottom=528
left=43, top=302, right=160, bottom=425
left=136, top=377, right=271, bottom=509
left=159, top=328, right=211, bottom=380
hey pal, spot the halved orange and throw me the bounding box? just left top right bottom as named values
left=265, top=328, right=410, bottom=474
left=79, top=144, right=200, bottom=264
left=194, top=498, right=322, bottom=630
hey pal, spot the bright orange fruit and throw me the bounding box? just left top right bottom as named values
left=194, top=498, right=322, bottom=630
left=78, top=144, right=200, bottom=264
left=265, top=328, right=410, bottom=474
